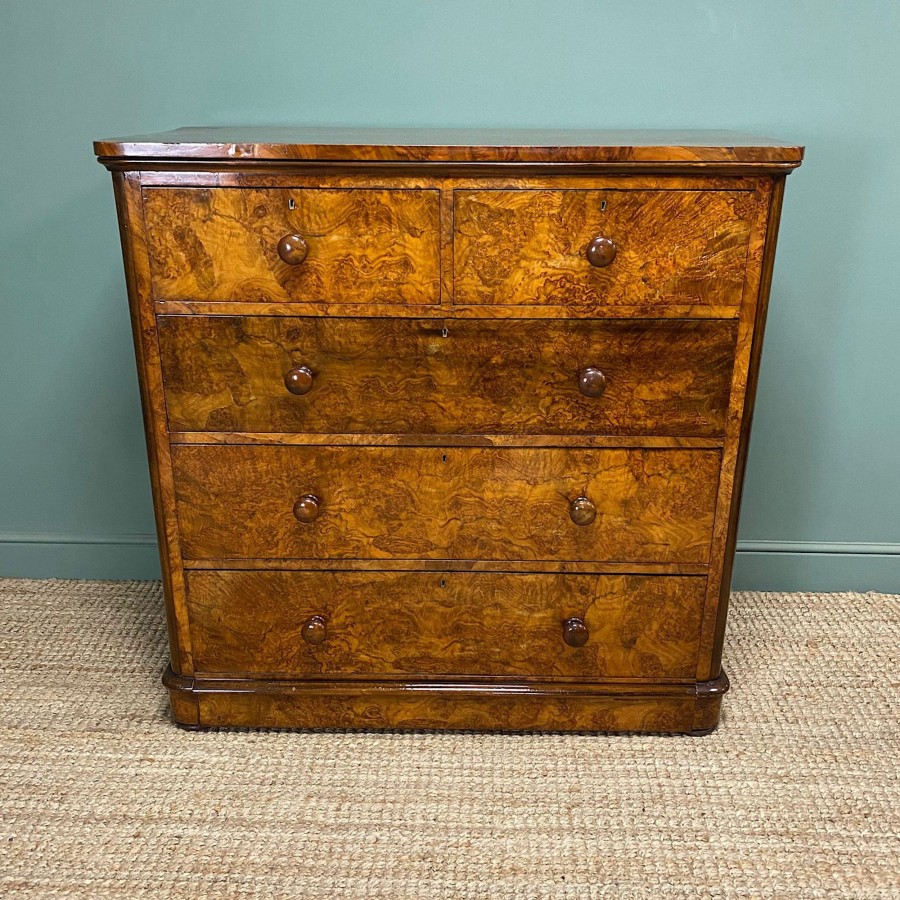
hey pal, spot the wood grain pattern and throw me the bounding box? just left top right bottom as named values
left=195, top=692, right=698, bottom=733
left=113, top=173, right=195, bottom=675
left=158, top=315, right=737, bottom=436
left=156, top=299, right=743, bottom=320
left=453, top=190, right=754, bottom=308
left=171, top=445, right=720, bottom=563
left=181, top=558, right=709, bottom=575
left=186, top=570, right=705, bottom=679
left=700, top=178, right=786, bottom=679
left=94, top=126, right=803, bottom=167
left=170, top=433, right=724, bottom=449
left=454, top=190, right=758, bottom=308
left=97, top=129, right=800, bottom=734
left=142, top=187, right=440, bottom=304
left=137, top=170, right=768, bottom=191
left=164, top=666, right=729, bottom=733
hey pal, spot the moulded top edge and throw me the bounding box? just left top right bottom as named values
left=94, top=127, right=804, bottom=167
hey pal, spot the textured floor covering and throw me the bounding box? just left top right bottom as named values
left=0, top=579, right=897, bottom=898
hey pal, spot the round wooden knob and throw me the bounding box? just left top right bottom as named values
left=284, top=365, right=314, bottom=395
left=570, top=496, right=597, bottom=526
left=277, top=233, right=308, bottom=265
left=293, top=494, right=321, bottom=523
left=562, top=616, right=589, bottom=648
left=586, top=235, right=617, bottom=268
left=578, top=367, right=607, bottom=398
left=301, top=615, right=327, bottom=645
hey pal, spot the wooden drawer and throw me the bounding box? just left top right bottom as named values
left=158, top=315, right=738, bottom=436
left=186, top=570, right=706, bottom=679
left=453, top=189, right=757, bottom=307
left=172, top=445, right=719, bottom=563
left=142, top=187, right=441, bottom=304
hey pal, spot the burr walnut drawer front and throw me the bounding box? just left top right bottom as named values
left=141, top=187, right=441, bottom=304
left=158, top=315, right=738, bottom=436
left=172, top=445, right=720, bottom=563
left=186, top=570, right=706, bottom=680
left=453, top=189, right=758, bottom=307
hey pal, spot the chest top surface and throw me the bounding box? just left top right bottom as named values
left=94, top=126, right=803, bottom=167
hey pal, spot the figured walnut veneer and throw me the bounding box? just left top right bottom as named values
left=186, top=571, right=706, bottom=679
left=172, top=445, right=719, bottom=563
left=453, top=190, right=757, bottom=307
left=157, top=316, right=738, bottom=436
left=143, top=187, right=441, bottom=304
left=96, top=127, right=801, bottom=733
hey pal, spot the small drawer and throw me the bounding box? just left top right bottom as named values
left=172, top=445, right=720, bottom=563
left=158, top=315, right=737, bottom=437
left=186, top=570, right=706, bottom=680
left=453, top=189, right=758, bottom=308
left=142, top=187, right=441, bottom=304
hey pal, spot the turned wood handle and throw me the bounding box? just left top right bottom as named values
left=562, top=616, right=589, bottom=648
left=578, top=367, right=607, bottom=398
left=293, top=493, right=321, bottom=523
left=277, top=233, right=309, bottom=265
left=301, top=615, right=327, bottom=645
left=284, top=364, right=314, bottom=395
left=570, top=496, right=597, bottom=526
left=585, top=235, right=617, bottom=268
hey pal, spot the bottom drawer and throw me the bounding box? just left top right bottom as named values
left=186, top=570, right=706, bottom=680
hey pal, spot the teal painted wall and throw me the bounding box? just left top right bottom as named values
left=1, top=0, right=898, bottom=590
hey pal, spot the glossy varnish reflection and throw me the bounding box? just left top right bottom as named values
left=171, top=444, right=720, bottom=563
left=96, top=128, right=801, bottom=733
left=142, top=187, right=441, bottom=304
left=157, top=315, right=738, bottom=436
left=454, top=189, right=757, bottom=307
left=186, top=570, right=706, bottom=680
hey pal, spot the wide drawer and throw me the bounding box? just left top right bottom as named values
left=453, top=189, right=757, bottom=307
left=158, top=315, right=738, bottom=436
left=142, top=187, right=441, bottom=304
left=186, top=570, right=706, bottom=679
left=172, top=445, right=719, bottom=562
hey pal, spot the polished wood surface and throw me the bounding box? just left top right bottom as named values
left=97, top=128, right=801, bottom=732
left=186, top=571, right=705, bottom=679
left=171, top=445, right=719, bottom=563
left=182, top=557, right=709, bottom=576
left=283, top=364, right=314, bottom=396
left=291, top=493, right=320, bottom=523
left=703, top=177, right=787, bottom=679
left=112, top=173, right=195, bottom=676
left=95, top=127, right=803, bottom=167
left=165, top=665, right=729, bottom=734
left=577, top=366, right=608, bottom=398
left=276, top=232, right=308, bottom=266
left=569, top=496, right=597, bottom=526
left=300, top=615, right=327, bottom=646
left=561, top=616, right=590, bottom=649
left=170, top=433, right=723, bottom=450
left=157, top=315, right=737, bottom=436
left=454, top=190, right=757, bottom=307
left=585, top=235, right=617, bottom=268
left=155, top=299, right=744, bottom=320
left=142, top=187, right=440, bottom=304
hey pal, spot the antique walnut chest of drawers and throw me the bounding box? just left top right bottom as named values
left=95, top=128, right=802, bottom=733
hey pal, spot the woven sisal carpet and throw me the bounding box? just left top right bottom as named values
left=0, top=579, right=897, bottom=898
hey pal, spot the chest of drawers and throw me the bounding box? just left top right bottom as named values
left=96, top=128, right=802, bottom=733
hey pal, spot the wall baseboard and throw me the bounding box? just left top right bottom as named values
left=0, top=532, right=162, bottom=581
left=0, top=533, right=897, bottom=592
left=730, top=541, right=899, bottom=592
